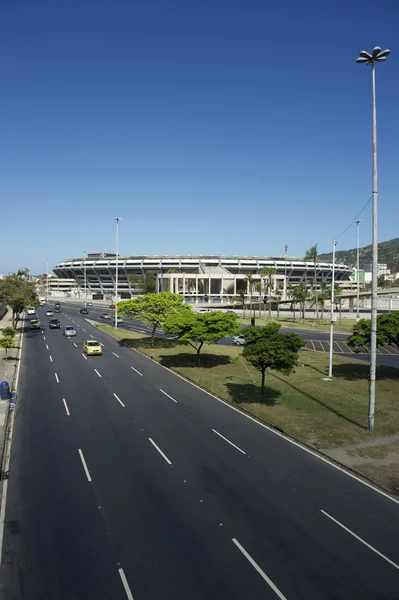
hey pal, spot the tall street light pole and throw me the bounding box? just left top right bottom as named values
left=284, top=244, right=288, bottom=299
left=113, top=218, right=122, bottom=328
left=84, top=250, right=87, bottom=308
left=356, top=46, right=390, bottom=432
left=328, top=239, right=337, bottom=378
left=46, top=258, right=49, bottom=301
left=353, top=220, right=363, bottom=319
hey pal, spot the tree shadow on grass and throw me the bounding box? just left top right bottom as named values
left=268, top=372, right=367, bottom=430
left=333, top=362, right=399, bottom=381
left=118, top=336, right=180, bottom=350
left=225, top=382, right=280, bottom=406
left=158, top=353, right=232, bottom=369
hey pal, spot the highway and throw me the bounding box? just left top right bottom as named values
left=1, top=303, right=399, bottom=598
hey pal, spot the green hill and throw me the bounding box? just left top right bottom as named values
left=318, top=237, right=399, bottom=272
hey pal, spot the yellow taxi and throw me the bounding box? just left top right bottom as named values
left=83, top=340, right=103, bottom=356
left=30, top=319, right=41, bottom=330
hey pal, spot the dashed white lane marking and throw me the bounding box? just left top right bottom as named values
left=43, top=336, right=46, bottom=340
left=73, top=342, right=77, bottom=347
left=112, top=352, right=120, bottom=358
left=82, top=328, right=86, bottom=332
left=321, top=510, right=399, bottom=570
left=46, top=344, right=49, bottom=350
left=90, top=334, right=94, bottom=339
left=212, top=429, right=246, bottom=455
left=113, top=393, right=125, bottom=407
left=55, top=373, right=59, bottom=383
left=63, top=398, right=70, bottom=416
left=118, top=568, right=135, bottom=600
left=148, top=438, right=172, bottom=465
left=82, top=353, right=87, bottom=360
left=160, top=389, right=177, bottom=403
left=77, top=324, right=81, bottom=328
left=131, top=366, right=143, bottom=376
left=78, top=449, right=92, bottom=483
left=49, top=355, right=53, bottom=363
left=94, top=369, right=102, bottom=378
left=232, top=538, right=287, bottom=599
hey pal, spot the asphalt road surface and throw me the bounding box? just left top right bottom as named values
left=1, top=303, right=399, bottom=598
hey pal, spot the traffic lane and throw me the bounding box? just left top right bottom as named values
left=44, top=324, right=282, bottom=599
left=1, top=320, right=125, bottom=600
left=73, top=344, right=399, bottom=598
left=341, top=352, right=399, bottom=369
left=49, top=321, right=399, bottom=598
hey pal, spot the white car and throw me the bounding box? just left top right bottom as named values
left=116, top=316, right=124, bottom=323
left=46, top=310, right=54, bottom=317
left=63, top=325, right=77, bottom=337
left=197, top=308, right=212, bottom=313
left=233, top=334, right=245, bottom=346
left=27, top=307, right=36, bottom=315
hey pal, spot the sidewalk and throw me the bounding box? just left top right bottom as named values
left=0, top=309, right=21, bottom=469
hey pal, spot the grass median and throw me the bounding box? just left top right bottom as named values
left=239, top=316, right=356, bottom=334
left=97, top=323, right=399, bottom=494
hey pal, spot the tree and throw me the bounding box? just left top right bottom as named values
left=117, top=292, right=190, bottom=342
left=0, top=335, right=14, bottom=357
left=348, top=313, right=399, bottom=352
left=0, top=272, right=39, bottom=327
left=243, top=324, right=305, bottom=400
left=291, top=283, right=308, bottom=321
left=164, top=311, right=241, bottom=359
left=260, top=267, right=276, bottom=320
left=244, top=274, right=255, bottom=319
left=254, top=281, right=262, bottom=317
left=305, top=244, right=319, bottom=320
left=310, top=281, right=329, bottom=321
left=2, top=326, right=15, bottom=338
left=128, top=272, right=157, bottom=295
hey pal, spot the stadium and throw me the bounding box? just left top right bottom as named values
left=53, top=253, right=352, bottom=303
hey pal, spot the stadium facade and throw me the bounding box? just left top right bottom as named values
left=53, top=253, right=352, bottom=303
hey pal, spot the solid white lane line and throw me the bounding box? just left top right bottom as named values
left=73, top=342, right=77, bottom=347
left=94, top=369, right=102, bottom=378
left=63, top=398, right=70, bottom=416
left=55, top=373, right=59, bottom=383
left=112, top=352, right=120, bottom=358
left=321, top=510, right=399, bottom=570
left=78, top=449, right=92, bottom=483
left=232, top=538, right=287, bottom=599
left=148, top=438, right=172, bottom=465
left=46, top=344, right=49, bottom=350
left=49, top=355, right=53, bottom=363
left=82, top=353, right=87, bottom=360
left=212, top=429, right=246, bottom=455
left=118, top=568, right=135, bottom=600
left=131, top=366, right=143, bottom=376
left=113, top=393, right=125, bottom=407
left=160, top=389, right=177, bottom=403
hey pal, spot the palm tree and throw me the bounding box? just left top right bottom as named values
left=292, top=283, right=308, bottom=321
left=305, top=244, right=319, bottom=320
left=254, top=281, right=262, bottom=317
left=260, top=267, right=276, bottom=320
left=244, top=274, right=254, bottom=319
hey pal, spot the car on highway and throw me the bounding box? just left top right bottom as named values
left=30, top=319, right=41, bottom=330
left=63, top=325, right=77, bottom=337
left=27, top=307, right=36, bottom=315
left=197, top=308, right=212, bottom=313
left=83, top=340, right=103, bottom=356
left=233, top=334, right=245, bottom=346
left=101, top=312, right=111, bottom=320
left=116, top=316, right=123, bottom=323
left=87, top=302, right=93, bottom=306
left=79, top=307, right=89, bottom=314
left=54, top=306, right=61, bottom=313
left=45, top=310, right=54, bottom=317
left=49, top=319, right=61, bottom=329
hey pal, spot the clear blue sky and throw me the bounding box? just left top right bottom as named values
left=1, top=0, right=398, bottom=274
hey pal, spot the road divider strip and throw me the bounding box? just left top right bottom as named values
left=321, top=510, right=399, bottom=570
left=160, top=389, right=177, bottom=403
left=232, top=538, right=287, bottom=599
left=148, top=438, right=172, bottom=465
left=78, top=449, right=92, bottom=483
left=212, top=429, right=246, bottom=455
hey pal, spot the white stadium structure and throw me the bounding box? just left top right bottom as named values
left=52, top=253, right=352, bottom=304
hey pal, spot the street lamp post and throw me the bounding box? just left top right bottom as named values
left=46, top=258, right=49, bottom=301
left=328, top=239, right=337, bottom=378
left=113, top=217, right=122, bottom=328
left=284, top=244, right=288, bottom=300
left=84, top=250, right=87, bottom=308
left=353, top=220, right=362, bottom=319
left=356, top=46, right=390, bottom=432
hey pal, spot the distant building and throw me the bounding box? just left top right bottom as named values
left=364, top=263, right=391, bottom=276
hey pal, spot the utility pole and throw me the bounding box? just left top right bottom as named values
left=84, top=250, right=87, bottom=308
left=353, top=220, right=363, bottom=319
left=113, top=218, right=122, bottom=328
left=357, top=45, right=390, bottom=432
left=284, top=244, right=288, bottom=300
left=46, top=258, right=49, bottom=301
left=328, top=239, right=337, bottom=378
